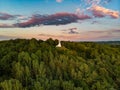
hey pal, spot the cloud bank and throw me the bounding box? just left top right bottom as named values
left=15, top=12, right=91, bottom=27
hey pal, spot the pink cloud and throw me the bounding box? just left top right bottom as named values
left=90, top=5, right=120, bottom=18
left=16, top=12, right=91, bottom=27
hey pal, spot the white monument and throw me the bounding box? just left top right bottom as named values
left=56, top=41, right=61, bottom=47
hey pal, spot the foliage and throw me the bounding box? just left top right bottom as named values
left=0, top=39, right=120, bottom=90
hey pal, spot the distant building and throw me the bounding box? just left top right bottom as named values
left=56, top=41, right=61, bottom=47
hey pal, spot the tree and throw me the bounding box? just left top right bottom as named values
left=0, top=79, right=23, bottom=90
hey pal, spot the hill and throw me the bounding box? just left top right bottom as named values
left=0, top=38, right=120, bottom=90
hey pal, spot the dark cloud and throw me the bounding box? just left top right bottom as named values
left=0, top=12, right=15, bottom=20
left=15, top=12, right=91, bottom=27
left=68, top=29, right=79, bottom=34
left=62, top=28, right=79, bottom=34
left=0, top=12, right=27, bottom=21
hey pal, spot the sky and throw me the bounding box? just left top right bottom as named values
left=0, top=0, right=120, bottom=41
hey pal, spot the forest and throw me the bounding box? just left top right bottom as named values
left=0, top=38, right=120, bottom=90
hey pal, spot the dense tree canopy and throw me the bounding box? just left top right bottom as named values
left=0, top=39, right=120, bottom=90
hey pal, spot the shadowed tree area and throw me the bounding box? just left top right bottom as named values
left=0, top=38, right=120, bottom=90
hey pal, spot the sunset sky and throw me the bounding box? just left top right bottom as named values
left=0, top=0, right=120, bottom=41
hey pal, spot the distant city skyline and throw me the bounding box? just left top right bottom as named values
left=0, top=0, right=120, bottom=41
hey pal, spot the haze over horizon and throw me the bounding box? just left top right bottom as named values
left=0, top=0, right=120, bottom=41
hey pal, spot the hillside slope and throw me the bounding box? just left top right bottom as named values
left=0, top=38, right=120, bottom=90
